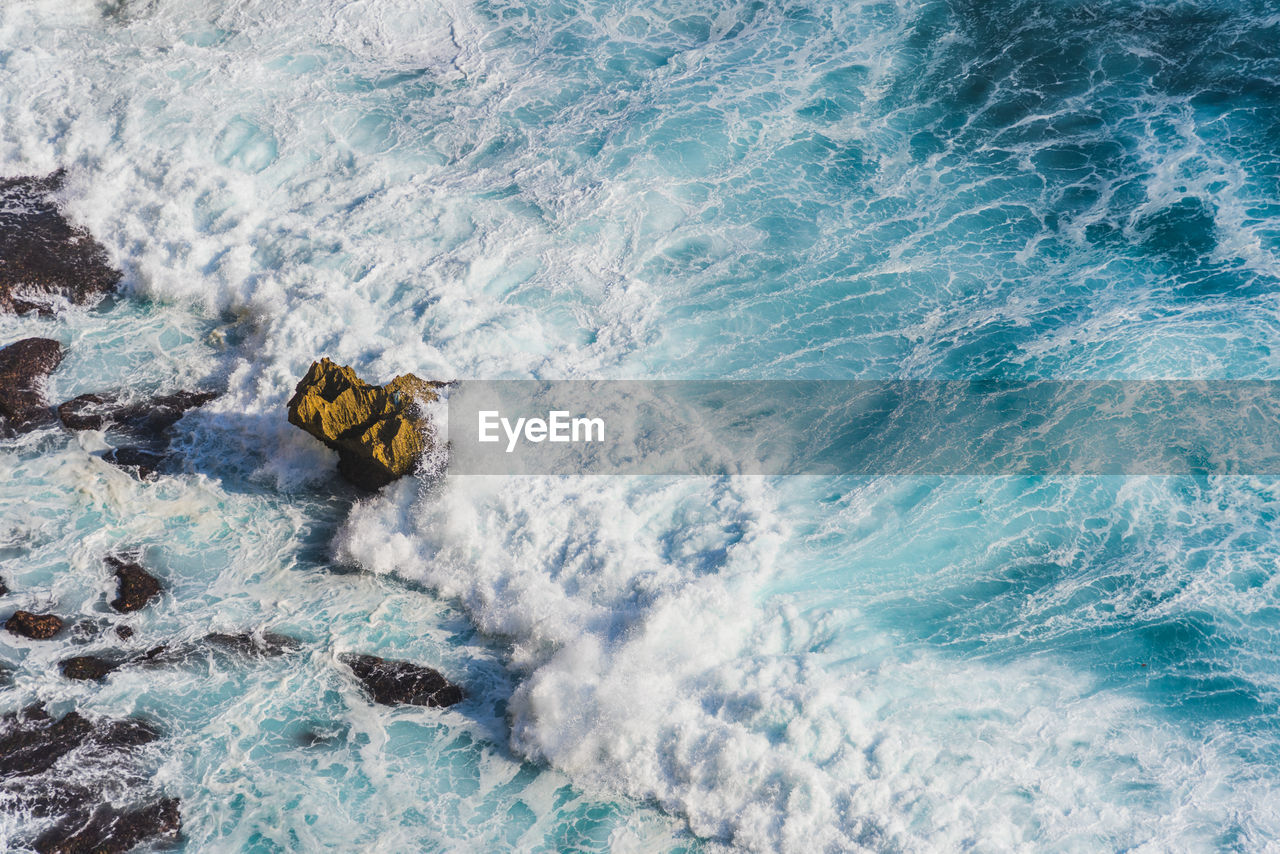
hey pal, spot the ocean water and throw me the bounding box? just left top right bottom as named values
left=2, top=0, right=1280, bottom=850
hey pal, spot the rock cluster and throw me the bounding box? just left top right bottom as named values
left=287, top=358, right=441, bottom=490
left=0, top=170, right=120, bottom=314
left=0, top=172, right=470, bottom=850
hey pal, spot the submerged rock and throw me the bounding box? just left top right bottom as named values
left=203, top=631, right=301, bottom=658
left=32, top=796, right=181, bottom=854
left=0, top=337, right=64, bottom=435
left=339, top=652, right=463, bottom=708
left=6, top=610, right=64, bottom=639
left=287, top=357, right=441, bottom=490
left=0, top=171, right=121, bottom=314
left=75, top=630, right=302, bottom=677
left=101, top=447, right=164, bottom=480
left=105, top=554, right=161, bottom=613
left=58, top=389, right=218, bottom=435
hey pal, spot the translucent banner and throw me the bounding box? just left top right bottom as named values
left=443, top=381, right=1280, bottom=475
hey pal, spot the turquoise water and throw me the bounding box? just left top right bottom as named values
left=3, top=0, right=1280, bottom=850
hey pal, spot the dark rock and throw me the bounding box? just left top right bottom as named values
left=0, top=706, right=160, bottom=779
left=0, top=337, right=64, bottom=434
left=101, top=447, right=163, bottom=480
left=114, top=625, right=134, bottom=640
left=6, top=610, right=64, bottom=639
left=32, top=796, right=181, bottom=854
left=0, top=577, right=8, bottom=596
left=287, top=358, right=443, bottom=490
left=59, top=389, right=217, bottom=436
left=0, top=704, right=169, bottom=853
left=60, top=656, right=123, bottom=681
left=105, top=554, right=161, bottom=613
left=0, top=707, right=93, bottom=777
left=135, top=644, right=177, bottom=665
left=204, top=631, right=300, bottom=658
left=339, top=652, right=463, bottom=708
left=55, top=392, right=115, bottom=430
left=92, top=716, right=161, bottom=750
left=2, top=779, right=97, bottom=819
left=129, top=631, right=302, bottom=672
left=0, top=171, right=121, bottom=315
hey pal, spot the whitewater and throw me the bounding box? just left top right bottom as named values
left=4, top=0, right=1280, bottom=850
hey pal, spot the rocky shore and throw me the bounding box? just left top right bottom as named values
left=0, top=170, right=463, bottom=851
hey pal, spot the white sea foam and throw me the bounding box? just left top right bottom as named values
left=333, top=473, right=1280, bottom=851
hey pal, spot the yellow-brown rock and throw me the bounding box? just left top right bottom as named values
left=286, top=358, right=440, bottom=490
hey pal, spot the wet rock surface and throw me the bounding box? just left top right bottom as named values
left=144, top=631, right=301, bottom=666
left=203, top=631, right=301, bottom=658
left=33, top=796, right=181, bottom=854
left=101, top=446, right=164, bottom=479
left=0, top=337, right=64, bottom=435
left=287, top=357, right=442, bottom=490
left=58, top=389, right=217, bottom=436
left=0, top=708, right=93, bottom=777
left=339, top=653, right=463, bottom=708
left=105, top=554, right=162, bottom=613
left=0, top=706, right=177, bottom=853
left=58, top=630, right=302, bottom=681
left=59, top=656, right=123, bottom=682
left=0, top=171, right=121, bottom=314
left=6, top=610, right=64, bottom=640
left=0, top=706, right=158, bottom=778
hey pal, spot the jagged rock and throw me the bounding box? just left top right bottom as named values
left=287, top=357, right=441, bottom=490
left=114, top=625, right=134, bottom=640
left=0, top=171, right=121, bottom=315
left=32, top=797, right=181, bottom=854
left=0, top=577, right=8, bottom=596
left=60, top=656, right=123, bottom=681
left=101, top=447, right=163, bottom=480
left=58, top=389, right=217, bottom=435
left=339, top=652, right=463, bottom=708
left=0, top=337, right=64, bottom=435
left=6, top=610, right=64, bottom=639
left=105, top=554, right=161, bottom=613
